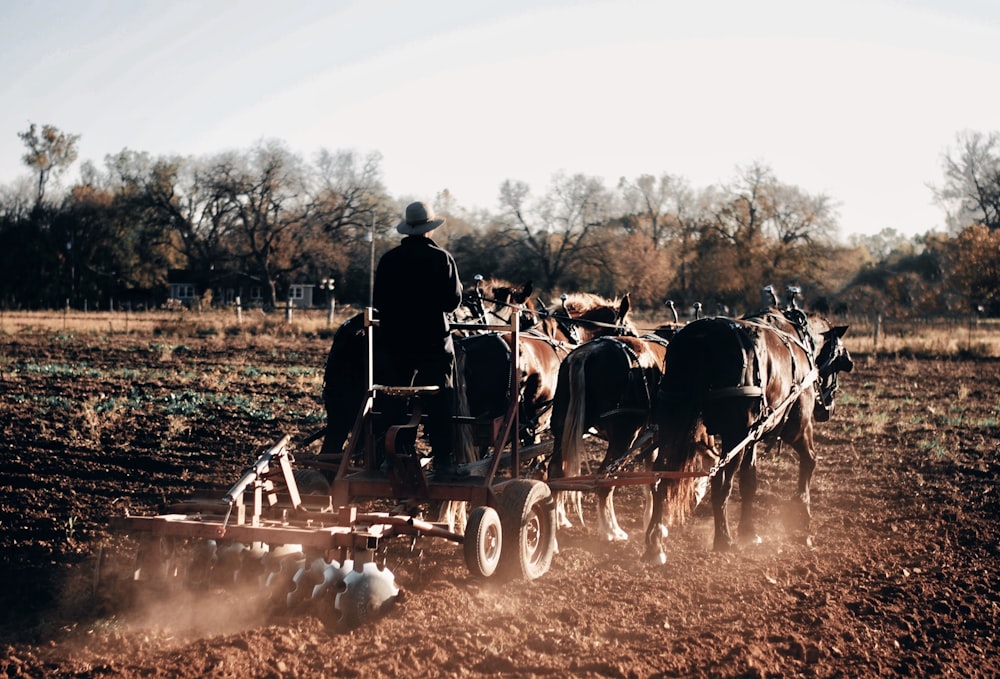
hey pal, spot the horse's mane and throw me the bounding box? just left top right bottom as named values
left=558, top=292, right=621, bottom=316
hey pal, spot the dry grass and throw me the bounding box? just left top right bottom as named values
left=0, top=307, right=354, bottom=338
left=841, top=317, right=1000, bottom=358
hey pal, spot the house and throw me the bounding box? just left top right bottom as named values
left=287, top=284, right=316, bottom=309
left=167, top=269, right=316, bottom=309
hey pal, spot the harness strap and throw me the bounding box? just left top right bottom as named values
left=707, top=366, right=819, bottom=478
left=704, top=385, right=764, bottom=399
left=592, top=337, right=658, bottom=422
left=522, top=328, right=573, bottom=354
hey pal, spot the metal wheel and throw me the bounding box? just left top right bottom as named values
left=496, top=479, right=555, bottom=580
left=463, top=505, right=502, bottom=578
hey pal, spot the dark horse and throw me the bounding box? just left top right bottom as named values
left=644, top=305, right=854, bottom=564
left=454, top=292, right=637, bottom=459
left=548, top=333, right=677, bottom=541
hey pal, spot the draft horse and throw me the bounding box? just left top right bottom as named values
left=458, top=276, right=537, bottom=330
left=644, top=305, right=854, bottom=564
left=454, top=292, right=637, bottom=457
left=548, top=333, right=672, bottom=541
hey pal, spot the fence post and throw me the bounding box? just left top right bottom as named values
left=285, top=296, right=293, bottom=323
left=235, top=296, right=243, bottom=325
left=874, top=313, right=882, bottom=351
left=321, top=278, right=336, bottom=326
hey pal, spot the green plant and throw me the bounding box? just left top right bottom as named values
left=917, top=437, right=949, bottom=459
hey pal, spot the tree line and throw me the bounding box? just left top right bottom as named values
left=1, top=124, right=999, bottom=317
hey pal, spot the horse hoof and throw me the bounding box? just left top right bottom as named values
left=740, top=534, right=762, bottom=547
left=804, top=535, right=815, bottom=549
left=713, top=538, right=734, bottom=552
left=643, top=548, right=667, bottom=566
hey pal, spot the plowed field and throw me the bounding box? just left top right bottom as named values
left=1, top=330, right=998, bottom=678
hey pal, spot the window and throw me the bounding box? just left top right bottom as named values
left=171, top=284, right=196, bottom=299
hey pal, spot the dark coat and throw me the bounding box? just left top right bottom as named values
left=373, top=235, right=462, bottom=357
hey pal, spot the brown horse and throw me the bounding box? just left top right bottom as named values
left=548, top=334, right=673, bottom=540
left=644, top=305, right=853, bottom=563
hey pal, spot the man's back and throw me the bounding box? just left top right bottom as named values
left=374, top=234, right=462, bottom=355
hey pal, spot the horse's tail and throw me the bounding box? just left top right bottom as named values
left=655, top=398, right=705, bottom=527
left=453, top=344, right=476, bottom=464
left=654, top=318, right=725, bottom=526
left=558, top=351, right=589, bottom=479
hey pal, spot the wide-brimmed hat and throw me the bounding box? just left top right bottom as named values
left=397, top=201, right=446, bottom=235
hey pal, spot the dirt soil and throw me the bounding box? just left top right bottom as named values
left=0, top=331, right=998, bottom=678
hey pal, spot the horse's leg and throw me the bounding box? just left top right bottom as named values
left=596, top=486, right=627, bottom=542
left=434, top=500, right=467, bottom=534
left=641, top=484, right=653, bottom=529
left=711, top=452, right=742, bottom=551
left=601, top=435, right=634, bottom=541
left=596, top=486, right=612, bottom=541
left=643, top=480, right=669, bottom=565
left=737, top=443, right=761, bottom=546
left=788, top=414, right=817, bottom=543
left=549, top=443, right=579, bottom=532
left=554, top=492, right=580, bottom=530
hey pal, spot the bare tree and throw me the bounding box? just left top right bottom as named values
left=615, top=173, right=710, bottom=306
left=934, top=130, right=1000, bottom=232
left=616, top=173, right=687, bottom=248
left=312, top=148, right=388, bottom=241
left=208, top=140, right=315, bottom=308
left=18, top=123, right=81, bottom=209
left=497, top=172, right=615, bottom=290
left=689, top=163, right=840, bottom=310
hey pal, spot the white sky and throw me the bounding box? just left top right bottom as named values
left=2, top=0, right=999, bottom=239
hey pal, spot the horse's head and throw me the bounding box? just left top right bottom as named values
left=491, top=280, right=537, bottom=329
left=457, top=276, right=534, bottom=327
left=817, top=324, right=854, bottom=377
left=814, top=324, right=853, bottom=421
left=560, top=292, right=637, bottom=342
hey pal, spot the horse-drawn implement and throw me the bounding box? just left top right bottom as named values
left=108, top=307, right=563, bottom=633
left=106, top=285, right=854, bottom=633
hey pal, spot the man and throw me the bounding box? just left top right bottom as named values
left=373, top=201, right=464, bottom=476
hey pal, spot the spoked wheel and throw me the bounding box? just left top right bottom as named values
left=496, top=479, right=555, bottom=581
left=464, top=506, right=502, bottom=578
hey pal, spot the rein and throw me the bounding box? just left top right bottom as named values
left=460, top=294, right=519, bottom=325
left=521, top=327, right=574, bottom=353
left=547, top=312, right=636, bottom=337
